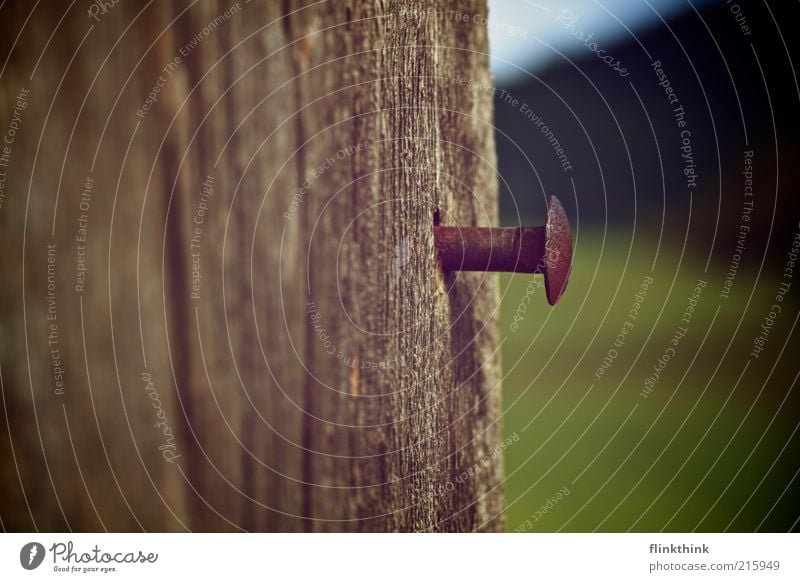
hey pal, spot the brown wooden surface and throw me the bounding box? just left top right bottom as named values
left=0, top=0, right=502, bottom=532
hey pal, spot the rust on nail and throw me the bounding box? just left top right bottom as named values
left=542, top=195, right=572, bottom=305
left=433, top=195, right=573, bottom=305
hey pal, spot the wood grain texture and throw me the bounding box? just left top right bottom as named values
left=0, top=0, right=502, bottom=532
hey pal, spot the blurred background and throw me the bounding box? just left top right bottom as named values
left=490, top=0, right=800, bottom=531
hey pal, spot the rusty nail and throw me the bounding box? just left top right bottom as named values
left=433, top=195, right=573, bottom=305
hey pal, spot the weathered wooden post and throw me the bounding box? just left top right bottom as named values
left=0, top=0, right=504, bottom=531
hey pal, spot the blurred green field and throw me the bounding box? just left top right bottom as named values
left=499, top=231, right=800, bottom=532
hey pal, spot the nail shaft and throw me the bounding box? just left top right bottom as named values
left=433, top=226, right=547, bottom=274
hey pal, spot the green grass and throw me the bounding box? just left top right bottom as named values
left=499, top=231, right=799, bottom=531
